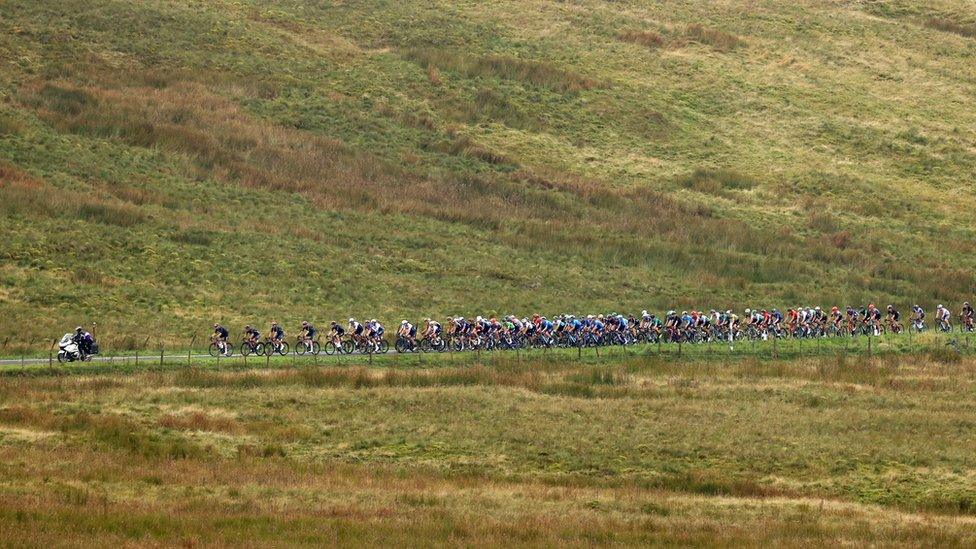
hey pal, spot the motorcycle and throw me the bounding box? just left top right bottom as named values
left=57, top=333, right=94, bottom=363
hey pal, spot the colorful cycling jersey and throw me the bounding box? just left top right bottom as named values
left=214, top=326, right=229, bottom=338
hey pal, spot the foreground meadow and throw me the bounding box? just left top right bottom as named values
left=1, top=353, right=976, bottom=545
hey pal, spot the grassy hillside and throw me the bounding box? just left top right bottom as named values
left=1, top=0, right=975, bottom=343
left=3, top=353, right=976, bottom=544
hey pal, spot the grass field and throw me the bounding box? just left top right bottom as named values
left=1, top=0, right=975, bottom=343
left=3, top=352, right=976, bottom=545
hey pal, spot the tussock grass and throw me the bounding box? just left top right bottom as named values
left=925, top=16, right=976, bottom=37
left=405, top=49, right=599, bottom=93
left=617, top=29, right=666, bottom=49
left=682, top=24, right=743, bottom=51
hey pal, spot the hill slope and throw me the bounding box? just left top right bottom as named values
left=1, top=0, right=975, bottom=342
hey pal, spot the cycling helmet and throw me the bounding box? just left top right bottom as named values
left=371, top=319, right=377, bottom=323
left=76, top=326, right=83, bottom=333
left=745, top=309, right=751, bottom=314
left=348, top=318, right=355, bottom=323
left=401, top=320, right=408, bottom=326
left=272, top=321, right=278, bottom=326
left=725, top=310, right=731, bottom=315
left=641, top=310, right=648, bottom=316
left=966, top=302, right=971, bottom=307
left=213, top=323, right=219, bottom=328
left=938, top=304, right=944, bottom=308
left=815, top=306, right=821, bottom=311
left=245, top=325, right=251, bottom=330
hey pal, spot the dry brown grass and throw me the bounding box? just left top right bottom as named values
left=925, top=16, right=976, bottom=37
left=683, top=24, right=743, bottom=52
left=617, top=29, right=666, bottom=49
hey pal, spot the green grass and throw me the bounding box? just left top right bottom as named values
left=0, top=0, right=974, bottom=343
left=3, top=353, right=976, bottom=544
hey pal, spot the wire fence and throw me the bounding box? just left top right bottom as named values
left=1, top=328, right=974, bottom=373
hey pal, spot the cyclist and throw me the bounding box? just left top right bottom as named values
left=349, top=318, right=365, bottom=345
left=885, top=305, right=901, bottom=332
left=771, top=309, right=783, bottom=332
left=845, top=306, right=858, bottom=335
left=328, top=321, right=345, bottom=348
left=268, top=321, right=285, bottom=352
left=423, top=318, right=442, bottom=342
left=911, top=304, right=925, bottom=331
left=962, top=302, right=974, bottom=332
left=299, top=320, right=317, bottom=352
left=936, top=304, right=951, bottom=332
left=367, top=319, right=384, bottom=350
left=243, top=325, right=260, bottom=351
left=829, top=307, right=843, bottom=330
left=212, top=323, right=230, bottom=356
left=398, top=320, right=416, bottom=347
left=865, top=304, right=882, bottom=336
left=726, top=310, right=739, bottom=340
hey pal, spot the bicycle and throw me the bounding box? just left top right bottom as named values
left=294, top=336, right=320, bottom=355
left=208, top=336, right=233, bottom=357
left=240, top=336, right=264, bottom=357
left=419, top=334, right=448, bottom=352
left=395, top=335, right=419, bottom=353
left=937, top=318, right=953, bottom=333
left=885, top=318, right=903, bottom=335
left=908, top=318, right=925, bottom=334
left=263, top=338, right=289, bottom=356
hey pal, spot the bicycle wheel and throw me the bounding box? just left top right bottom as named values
left=241, top=343, right=252, bottom=356
left=324, top=341, right=337, bottom=355
left=379, top=339, right=389, bottom=353
left=395, top=338, right=408, bottom=353
left=310, top=341, right=320, bottom=355
left=295, top=341, right=307, bottom=356
left=208, top=342, right=221, bottom=358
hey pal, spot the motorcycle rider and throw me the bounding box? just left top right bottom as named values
left=72, top=326, right=93, bottom=358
